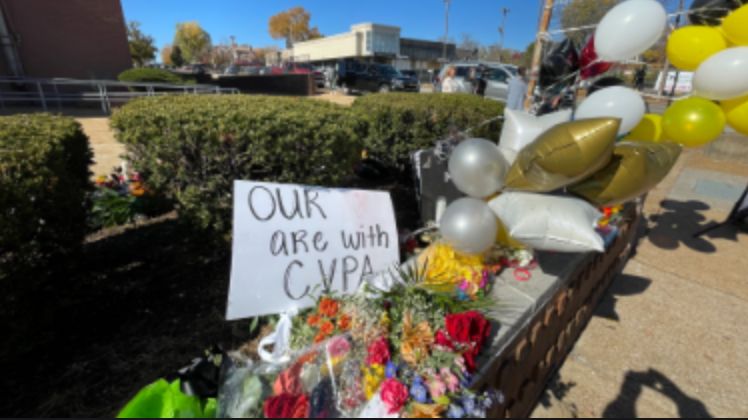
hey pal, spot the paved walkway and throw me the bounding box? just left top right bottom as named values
left=532, top=132, right=748, bottom=418
left=77, top=117, right=126, bottom=177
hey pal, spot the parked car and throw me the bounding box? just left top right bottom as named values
left=283, top=62, right=325, bottom=88
left=337, top=61, right=419, bottom=94
left=399, top=70, right=422, bottom=89
left=434, top=63, right=516, bottom=102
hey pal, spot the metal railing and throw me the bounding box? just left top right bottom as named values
left=0, top=77, right=240, bottom=114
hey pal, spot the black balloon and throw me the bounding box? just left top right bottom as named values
left=587, top=76, right=625, bottom=95
left=539, top=38, right=580, bottom=89
left=689, top=0, right=745, bottom=26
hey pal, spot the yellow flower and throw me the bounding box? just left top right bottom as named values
left=407, top=403, right=447, bottom=418
left=362, top=364, right=385, bottom=399
left=400, top=312, right=434, bottom=366
left=380, top=312, right=391, bottom=329
left=417, top=242, right=485, bottom=289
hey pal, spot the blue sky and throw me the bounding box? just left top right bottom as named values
left=121, top=0, right=543, bottom=54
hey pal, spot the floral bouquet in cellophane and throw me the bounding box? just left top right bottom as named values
left=218, top=256, right=506, bottom=418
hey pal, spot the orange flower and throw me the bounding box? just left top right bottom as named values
left=337, top=314, right=351, bottom=331
left=129, top=181, right=146, bottom=197
left=400, top=312, right=434, bottom=366
left=314, top=332, right=327, bottom=344
left=318, top=297, right=339, bottom=318
left=319, top=320, right=335, bottom=336
left=407, top=403, right=447, bottom=418
left=307, top=314, right=321, bottom=327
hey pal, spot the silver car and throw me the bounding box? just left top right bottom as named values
left=435, top=63, right=517, bottom=102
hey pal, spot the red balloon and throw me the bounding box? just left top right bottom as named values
left=580, top=35, right=613, bottom=80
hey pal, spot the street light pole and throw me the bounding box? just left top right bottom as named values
left=498, top=7, right=510, bottom=63
left=443, top=0, right=452, bottom=61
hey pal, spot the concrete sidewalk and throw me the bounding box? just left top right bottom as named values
left=531, top=133, right=748, bottom=418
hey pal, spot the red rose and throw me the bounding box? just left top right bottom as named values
left=445, top=311, right=491, bottom=372
left=434, top=329, right=454, bottom=350
left=263, top=393, right=310, bottom=418
left=366, top=337, right=391, bottom=366
left=379, top=378, right=409, bottom=414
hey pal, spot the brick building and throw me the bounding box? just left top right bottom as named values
left=0, top=0, right=131, bottom=80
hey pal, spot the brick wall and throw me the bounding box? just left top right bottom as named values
left=0, top=0, right=132, bottom=79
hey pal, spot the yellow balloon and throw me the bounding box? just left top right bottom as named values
left=667, top=26, right=728, bottom=71
left=625, top=114, right=664, bottom=142
left=723, top=4, right=748, bottom=46
left=721, top=94, right=748, bottom=136
left=662, top=98, right=726, bottom=147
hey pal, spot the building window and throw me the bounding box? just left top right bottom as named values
left=366, top=31, right=372, bottom=52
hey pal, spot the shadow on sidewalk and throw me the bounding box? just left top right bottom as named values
left=646, top=200, right=729, bottom=254
left=603, top=369, right=713, bottom=418
left=593, top=274, right=651, bottom=322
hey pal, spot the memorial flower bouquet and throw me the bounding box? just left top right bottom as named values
left=223, top=271, right=504, bottom=418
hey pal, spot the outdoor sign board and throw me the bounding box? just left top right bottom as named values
left=226, top=180, right=399, bottom=320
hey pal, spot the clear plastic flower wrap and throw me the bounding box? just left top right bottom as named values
left=217, top=334, right=367, bottom=418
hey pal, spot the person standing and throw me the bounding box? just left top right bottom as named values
left=441, top=66, right=461, bottom=93
left=506, top=67, right=528, bottom=110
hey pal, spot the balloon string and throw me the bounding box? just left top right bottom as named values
left=541, top=6, right=735, bottom=38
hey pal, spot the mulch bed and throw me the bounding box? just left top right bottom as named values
left=0, top=217, right=252, bottom=417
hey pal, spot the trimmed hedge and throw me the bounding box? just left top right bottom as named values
left=117, top=67, right=190, bottom=85
left=352, top=93, right=504, bottom=169
left=111, top=95, right=365, bottom=238
left=0, top=114, right=92, bottom=280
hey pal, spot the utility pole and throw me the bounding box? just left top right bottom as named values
left=524, top=0, right=554, bottom=111
left=498, top=7, right=510, bottom=63
left=443, top=0, right=452, bottom=61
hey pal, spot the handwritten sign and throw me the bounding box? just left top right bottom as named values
left=227, top=181, right=399, bottom=320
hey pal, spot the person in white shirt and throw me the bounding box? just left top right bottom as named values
left=441, top=66, right=462, bottom=93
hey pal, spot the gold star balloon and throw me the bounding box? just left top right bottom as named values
left=504, top=118, right=620, bottom=192
left=570, top=141, right=682, bottom=206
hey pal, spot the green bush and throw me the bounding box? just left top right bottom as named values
left=352, top=93, right=504, bottom=169
left=117, top=67, right=191, bottom=85
left=0, top=114, right=92, bottom=280
left=111, top=95, right=365, bottom=238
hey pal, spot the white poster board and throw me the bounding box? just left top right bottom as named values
left=227, top=181, right=400, bottom=320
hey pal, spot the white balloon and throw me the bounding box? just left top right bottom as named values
left=575, top=86, right=646, bottom=135
left=595, top=0, right=667, bottom=61
left=448, top=138, right=508, bottom=198
left=440, top=198, right=498, bottom=255
left=693, top=47, right=748, bottom=100
left=498, top=108, right=572, bottom=162
left=488, top=192, right=604, bottom=253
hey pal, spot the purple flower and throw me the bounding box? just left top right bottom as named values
left=461, top=393, right=476, bottom=414
left=447, top=404, right=465, bottom=418
left=459, top=371, right=473, bottom=387
left=385, top=361, right=398, bottom=379
left=410, top=377, right=429, bottom=403
left=480, top=270, right=490, bottom=288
